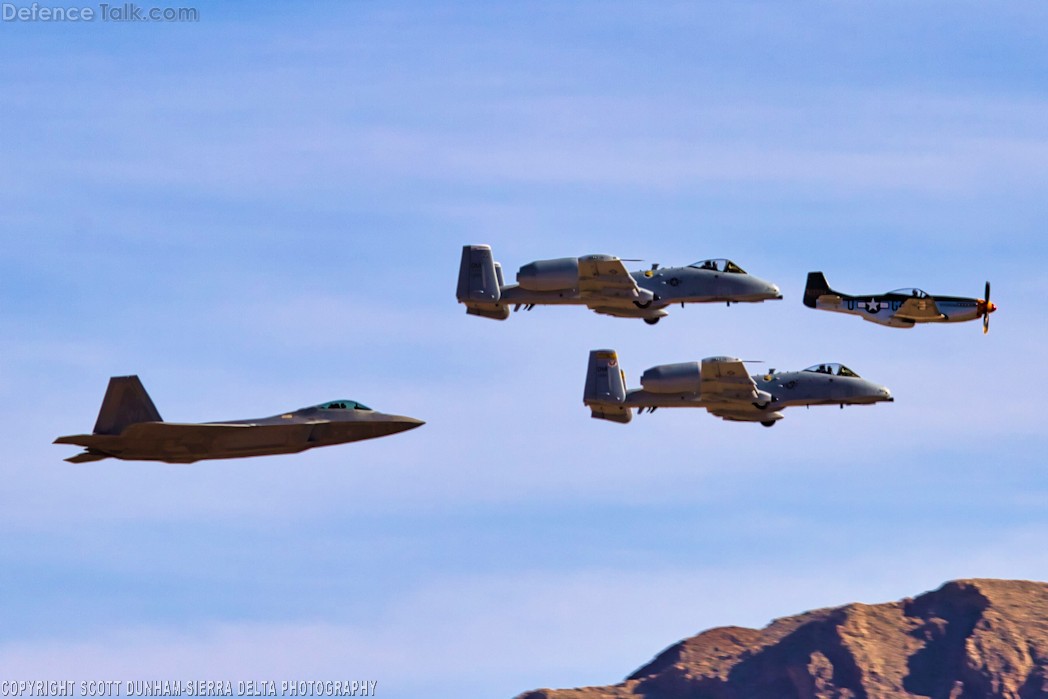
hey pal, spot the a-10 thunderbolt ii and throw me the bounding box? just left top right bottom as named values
left=583, top=350, right=893, bottom=427
left=54, top=376, right=424, bottom=463
left=804, top=272, right=997, bottom=333
left=457, top=245, right=782, bottom=324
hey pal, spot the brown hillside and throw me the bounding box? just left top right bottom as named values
left=517, top=579, right=1048, bottom=699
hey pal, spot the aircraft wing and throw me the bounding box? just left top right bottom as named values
left=894, top=296, right=945, bottom=322
left=577, top=255, right=652, bottom=308
left=699, top=357, right=766, bottom=408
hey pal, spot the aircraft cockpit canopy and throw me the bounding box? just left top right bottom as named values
left=688, top=258, right=747, bottom=274
left=803, top=363, right=860, bottom=378
left=889, top=288, right=928, bottom=298
left=318, top=400, right=372, bottom=411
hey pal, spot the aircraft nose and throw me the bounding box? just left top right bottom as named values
left=387, top=415, right=426, bottom=434
left=978, top=299, right=997, bottom=314
left=769, top=283, right=782, bottom=299
left=880, top=387, right=893, bottom=402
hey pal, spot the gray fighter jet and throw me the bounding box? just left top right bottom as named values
left=457, top=245, right=781, bottom=324
left=55, top=376, right=424, bottom=463
left=584, top=350, right=893, bottom=427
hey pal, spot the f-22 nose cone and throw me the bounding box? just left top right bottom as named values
left=387, top=416, right=426, bottom=434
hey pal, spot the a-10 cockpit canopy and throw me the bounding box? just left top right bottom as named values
left=688, top=259, right=747, bottom=274
left=317, top=400, right=372, bottom=411
left=803, top=363, right=860, bottom=378
left=888, top=288, right=928, bottom=298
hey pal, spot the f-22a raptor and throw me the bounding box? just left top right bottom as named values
left=457, top=245, right=781, bottom=324
left=583, top=350, right=893, bottom=427
left=55, top=376, right=424, bottom=463
left=804, top=272, right=997, bottom=333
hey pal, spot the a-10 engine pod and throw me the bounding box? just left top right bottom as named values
left=640, top=362, right=702, bottom=393
left=516, top=257, right=580, bottom=291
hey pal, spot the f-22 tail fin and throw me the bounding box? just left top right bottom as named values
left=583, top=349, right=631, bottom=424
left=457, top=245, right=510, bottom=320
left=93, top=375, right=163, bottom=435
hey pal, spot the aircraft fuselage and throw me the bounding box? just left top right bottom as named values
left=56, top=407, right=424, bottom=464
left=500, top=266, right=782, bottom=309
left=815, top=292, right=984, bottom=328
left=625, top=370, right=893, bottom=415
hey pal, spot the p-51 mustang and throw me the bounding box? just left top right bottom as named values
left=583, top=350, right=893, bottom=427
left=55, top=376, right=424, bottom=464
left=457, top=245, right=781, bottom=324
left=804, top=272, right=997, bottom=333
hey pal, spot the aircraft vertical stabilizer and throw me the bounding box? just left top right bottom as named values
left=583, top=349, right=631, bottom=423
left=803, top=272, right=835, bottom=308
left=93, top=375, right=163, bottom=435
left=457, top=244, right=510, bottom=320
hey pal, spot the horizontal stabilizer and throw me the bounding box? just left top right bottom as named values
left=466, top=304, right=510, bottom=321
left=589, top=405, right=632, bottom=424
left=53, top=433, right=93, bottom=446
left=65, top=450, right=110, bottom=464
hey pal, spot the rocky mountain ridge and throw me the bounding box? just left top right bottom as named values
left=518, top=578, right=1048, bottom=699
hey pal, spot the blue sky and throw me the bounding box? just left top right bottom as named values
left=1, top=2, right=1047, bottom=697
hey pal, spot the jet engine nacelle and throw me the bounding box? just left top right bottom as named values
left=640, top=362, right=702, bottom=394
left=516, top=257, right=579, bottom=291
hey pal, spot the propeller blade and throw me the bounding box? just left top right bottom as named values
left=981, top=281, right=991, bottom=334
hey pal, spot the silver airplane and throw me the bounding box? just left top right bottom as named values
left=55, top=376, right=425, bottom=463
left=583, top=350, right=893, bottom=427
left=457, top=245, right=782, bottom=325
left=804, top=272, right=997, bottom=333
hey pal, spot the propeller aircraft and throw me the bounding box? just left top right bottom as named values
left=803, top=272, right=996, bottom=333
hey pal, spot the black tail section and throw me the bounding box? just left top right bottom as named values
left=803, top=272, right=833, bottom=308
left=93, top=375, right=163, bottom=435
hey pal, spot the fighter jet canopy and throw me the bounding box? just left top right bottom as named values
left=803, top=363, right=860, bottom=377
left=687, top=259, right=747, bottom=274
left=316, top=400, right=372, bottom=411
